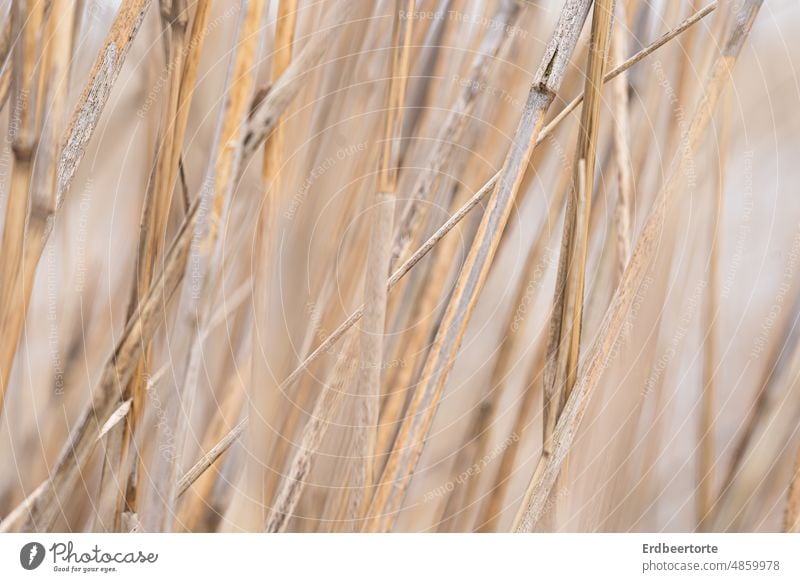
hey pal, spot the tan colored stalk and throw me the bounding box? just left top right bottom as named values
left=250, top=0, right=298, bottom=509
left=784, top=444, right=800, bottom=532
left=252, top=1, right=707, bottom=428
left=541, top=0, right=613, bottom=477
left=697, top=94, right=729, bottom=530
left=262, top=195, right=364, bottom=506
left=16, top=0, right=312, bottom=527
left=23, top=196, right=201, bottom=531
left=4, top=0, right=342, bottom=532
left=57, top=0, right=153, bottom=200
left=177, top=377, right=245, bottom=531
left=241, top=0, right=353, bottom=163
left=0, top=15, right=12, bottom=113
left=363, top=0, right=593, bottom=533
left=222, top=5, right=359, bottom=525
left=354, top=0, right=415, bottom=521
left=665, top=1, right=704, bottom=158
left=376, top=1, right=522, bottom=463
left=0, top=0, right=44, bottom=410
left=262, top=0, right=297, bottom=186
left=376, top=177, right=466, bottom=469
left=717, top=298, right=800, bottom=511
left=512, top=0, right=764, bottom=532
left=610, top=1, right=634, bottom=278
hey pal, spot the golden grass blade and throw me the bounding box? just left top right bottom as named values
left=0, top=0, right=45, bottom=410
left=541, top=0, right=614, bottom=479
left=241, top=0, right=354, bottom=163
left=437, top=168, right=567, bottom=532
left=23, top=197, right=201, bottom=531
left=188, top=2, right=705, bottom=472
left=390, top=0, right=520, bottom=267
left=476, top=335, right=547, bottom=532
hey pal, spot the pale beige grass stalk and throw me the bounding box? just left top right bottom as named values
left=0, top=0, right=45, bottom=412
left=697, top=92, right=730, bottom=531
left=264, top=334, right=359, bottom=532
left=354, top=0, right=415, bottom=522
left=252, top=0, right=298, bottom=510
left=541, top=0, right=614, bottom=474
left=610, top=1, right=634, bottom=278
left=785, top=444, right=800, bottom=532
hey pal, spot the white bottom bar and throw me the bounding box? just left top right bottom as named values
left=1, top=534, right=798, bottom=581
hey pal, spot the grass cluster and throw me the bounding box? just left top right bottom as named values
left=0, top=0, right=797, bottom=533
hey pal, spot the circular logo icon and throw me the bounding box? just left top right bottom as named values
left=19, top=542, right=46, bottom=570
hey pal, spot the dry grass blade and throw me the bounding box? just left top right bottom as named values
left=697, top=92, right=730, bottom=531
left=476, top=335, right=547, bottom=532
left=249, top=0, right=299, bottom=512
left=390, top=0, right=520, bottom=267
left=241, top=0, right=353, bottom=163
left=180, top=1, right=707, bottom=485
left=541, top=0, right=613, bottom=476
left=610, top=1, right=634, bottom=278
left=176, top=417, right=246, bottom=499
left=58, top=0, right=153, bottom=200
left=9, top=4, right=317, bottom=521
left=438, top=168, right=567, bottom=532
left=0, top=0, right=790, bottom=537
left=0, top=0, right=45, bottom=411
left=354, top=0, right=415, bottom=521
left=512, top=0, right=764, bottom=532
left=0, top=15, right=12, bottom=113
